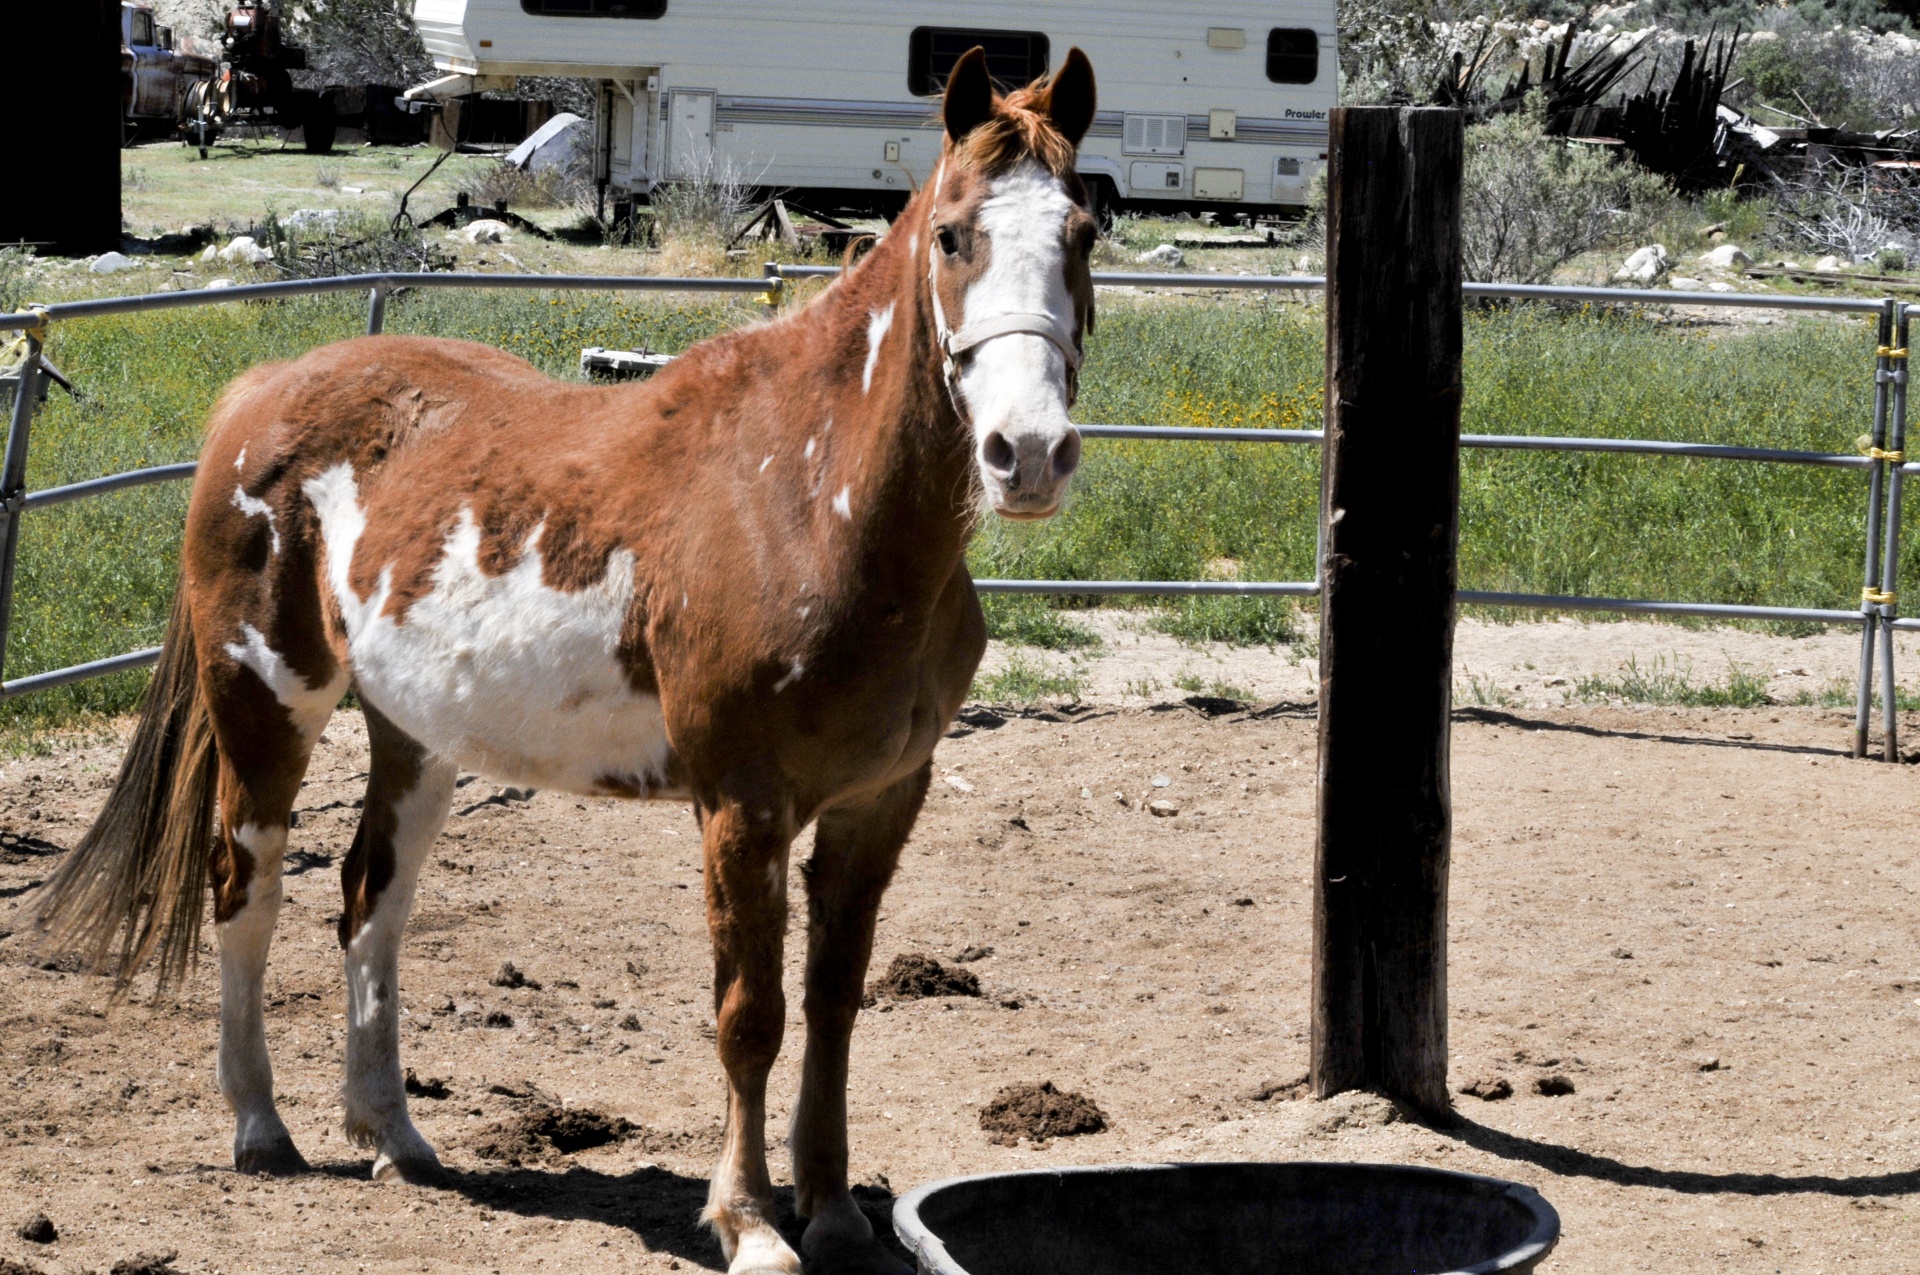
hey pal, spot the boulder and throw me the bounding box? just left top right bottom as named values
left=1668, top=276, right=1702, bottom=290
left=218, top=236, right=273, bottom=265
left=1705, top=280, right=1736, bottom=293
left=1614, top=244, right=1668, bottom=282
left=1699, top=244, right=1751, bottom=269
left=1136, top=243, right=1183, bottom=267
left=204, top=278, right=236, bottom=289
left=88, top=251, right=137, bottom=273
left=1813, top=255, right=1844, bottom=273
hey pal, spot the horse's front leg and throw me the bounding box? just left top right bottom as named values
left=700, top=778, right=802, bottom=1275
left=790, top=766, right=929, bottom=1275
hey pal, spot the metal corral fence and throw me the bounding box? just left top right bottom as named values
left=0, top=267, right=1911, bottom=756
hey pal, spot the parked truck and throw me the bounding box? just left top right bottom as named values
left=121, top=1, right=216, bottom=142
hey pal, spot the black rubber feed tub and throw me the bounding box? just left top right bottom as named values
left=893, top=1162, right=1559, bottom=1275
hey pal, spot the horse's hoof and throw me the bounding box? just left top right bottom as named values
left=234, top=1138, right=309, bottom=1177
left=801, top=1231, right=913, bottom=1275
left=372, top=1148, right=445, bottom=1185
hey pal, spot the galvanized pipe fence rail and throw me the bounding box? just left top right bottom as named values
left=0, top=267, right=1911, bottom=756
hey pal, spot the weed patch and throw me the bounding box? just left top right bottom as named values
left=972, top=653, right=1087, bottom=704
left=1575, top=656, right=1772, bottom=707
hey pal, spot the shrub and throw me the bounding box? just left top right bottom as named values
left=1462, top=95, right=1670, bottom=285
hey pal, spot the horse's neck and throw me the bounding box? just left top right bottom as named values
left=798, top=231, right=975, bottom=596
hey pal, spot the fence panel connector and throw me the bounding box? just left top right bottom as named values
left=1854, top=301, right=1898, bottom=758
left=1878, top=306, right=1912, bottom=761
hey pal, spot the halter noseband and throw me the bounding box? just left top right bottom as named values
left=926, top=163, right=1085, bottom=422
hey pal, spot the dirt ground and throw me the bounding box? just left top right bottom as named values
left=5, top=620, right=1920, bottom=1274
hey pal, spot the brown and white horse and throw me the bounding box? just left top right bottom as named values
left=37, top=47, right=1096, bottom=1275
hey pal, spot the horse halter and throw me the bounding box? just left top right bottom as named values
left=925, top=168, right=1085, bottom=423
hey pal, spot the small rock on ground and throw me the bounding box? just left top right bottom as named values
left=1536, top=1073, right=1577, bottom=1096
left=15, top=1212, right=55, bottom=1244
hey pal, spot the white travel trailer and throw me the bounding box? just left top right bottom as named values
left=410, top=1, right=1338, bottom=218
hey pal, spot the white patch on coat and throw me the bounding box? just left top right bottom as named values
left=832, top=487, right=852, bottom=521
left=772, top=661, right=805, bottom=694
left=301, top=463, right=680, bottom=797
left=234, top=446, right=246, bottom=471
left=231, top=485, right=281, bottom=556
left=862, top=303, right=895, bottom=394
left=759, top=454, right=773, bottom=473
left=955, top=160, right=1079, bottom=477
left=223, top=622, right=342, bottom=740
left=804, top=437, right=815, bottom=461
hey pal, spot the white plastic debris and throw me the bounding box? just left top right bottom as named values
left=457, top=219, right=513, bottom=245
left=1136, top=243, right=1184, bottom=267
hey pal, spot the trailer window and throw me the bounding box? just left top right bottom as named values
left=1266, top=29, right=1320, bottom=84
left=908, top=28, right=1050, bottom=97
left=519, top=0, right=666, bottom=17
left=129, top=9, right=156, bottom=46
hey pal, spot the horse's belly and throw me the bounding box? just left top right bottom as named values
left=309, top=472, right=683, bottom=798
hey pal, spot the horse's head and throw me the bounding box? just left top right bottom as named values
left=927, top=47, right=1097, bottom=521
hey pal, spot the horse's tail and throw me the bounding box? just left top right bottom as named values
left=35, top=583, right=219, bottom=997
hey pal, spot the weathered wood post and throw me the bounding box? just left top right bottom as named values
left=1311, top=106, right=1464, bottom=1121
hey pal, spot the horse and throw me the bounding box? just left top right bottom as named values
left=35, top=45, right=1097, bottom=1275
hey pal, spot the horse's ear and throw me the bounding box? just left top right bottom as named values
left=1040, top=48, right=1096, bottom=146
left=944, top=47, right=995, bottom=143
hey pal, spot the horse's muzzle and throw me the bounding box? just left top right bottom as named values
left=981, top=424, right=1080, bottom=519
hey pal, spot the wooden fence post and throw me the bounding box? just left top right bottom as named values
left=1311, top=106, right=1465, bottom=1121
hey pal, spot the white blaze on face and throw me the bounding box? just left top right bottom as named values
left=955, top=160, right=1080, bottom=514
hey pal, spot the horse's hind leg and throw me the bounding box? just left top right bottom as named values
left=790, top=766, right=928, bottom=1275
left=205, top=657, right=343, bottom=1175
left=339, top=697, right=456, bottom=1183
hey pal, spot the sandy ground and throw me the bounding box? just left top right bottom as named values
left=4, top=618, right=1920, bottom=1274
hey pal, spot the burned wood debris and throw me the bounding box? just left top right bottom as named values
left=1432, top=20, right=1918, bottom=194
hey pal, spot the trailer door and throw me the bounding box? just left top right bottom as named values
left=666, top=90, right=714, bottom=180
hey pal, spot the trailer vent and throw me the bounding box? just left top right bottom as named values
left=1122, top=113, right=1187, bottom=157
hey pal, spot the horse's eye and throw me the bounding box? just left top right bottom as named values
left=936, top=226, right=959, bottom=256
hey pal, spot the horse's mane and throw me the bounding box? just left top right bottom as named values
left=950, top=85, right=1078, bottom=179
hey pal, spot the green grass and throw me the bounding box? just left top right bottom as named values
left=1150, top=596, right=1302, bottom=648
left=1790, top=679, right=1920, bottom=712
left=1574, top=656, right=1773, bottom=708
left=978, top=594, right=1102, bottom=651
left=970, top=652, right=1088, bottom=704
left=1, top=288, right=1909, bottom=738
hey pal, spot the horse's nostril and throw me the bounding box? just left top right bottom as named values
left=1050, top=430, right=1082, bottom=480
left=981, top=431, right=1017, bottom=478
